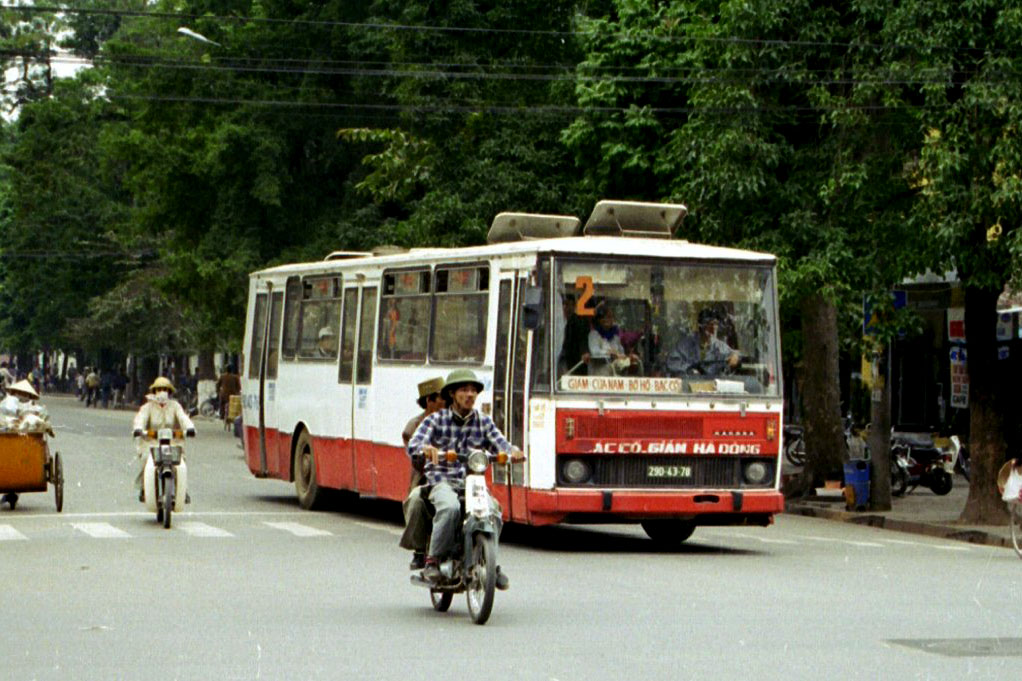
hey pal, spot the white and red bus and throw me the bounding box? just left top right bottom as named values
left=241, top=200, right=784, bottom=543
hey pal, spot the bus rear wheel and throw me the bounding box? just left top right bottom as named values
left=294, top=431, right=322, bottom=510
left=641, top=520, right=695, bottom=545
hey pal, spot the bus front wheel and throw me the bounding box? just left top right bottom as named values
left=641, top=520, right=695, bottom=545
left=294, top=431, right=322, bottom=510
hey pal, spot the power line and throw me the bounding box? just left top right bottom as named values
left=0, top=4, right=1011, bottom=54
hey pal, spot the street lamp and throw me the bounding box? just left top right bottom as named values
left=176, top=27, right=221, bottom=47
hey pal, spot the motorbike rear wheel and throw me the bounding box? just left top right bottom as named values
left=1010, top=504, right=1022, bottom=560
left=466, top=534, right=497, bottom=625
left=430, top=590, right=453, bottom=612
left=162, top=476, right=174, bottom=529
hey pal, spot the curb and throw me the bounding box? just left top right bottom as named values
left=785, top=502, right=1014, bottom=550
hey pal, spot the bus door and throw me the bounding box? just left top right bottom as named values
left=492, top=273, right=530, bottom=522
left=337, top=286, right=359, bottom=489
left=253, top=285, right=283, bottom=476
left=352, top=285, right=378, bottom=495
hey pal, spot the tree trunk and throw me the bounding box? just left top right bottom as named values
left=868, top=346, right=893, bottom=510
left=960, top=286, right=1009, bottom=524
left=198, top=351, right=216, bottom=381
left=800, top=293, right=847, bottom=488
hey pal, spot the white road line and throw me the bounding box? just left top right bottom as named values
left=730, top=532, right=799, bottom=545
left=72, top=522, right=131, bottom=539
left=881, top=538, right=925, bottom=546
left=844, top=540, right=885, bottom=547
left=352, top=520, right=403, bottom=537
left=0, top=524, right=28, bottom=541
left=178, top=522, right=234, bottom=538
left=263, top=521, right=332, bottom=537
left=932, top=544, right=972, bottom=552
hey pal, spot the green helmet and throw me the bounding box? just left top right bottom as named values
left=441, top=369, right=484, bottom=400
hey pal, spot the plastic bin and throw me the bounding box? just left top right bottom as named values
left=843, top=460, right=870, bottom=511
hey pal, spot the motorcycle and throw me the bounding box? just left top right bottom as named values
left=890, top=430, right=952, bottom=496
left=141, top=427, right=191, bottom=528
left=950, top=435, right=970, bottom=481
left=783, top=424, right=806, bottom=468
left=410, top=448, right=512, bottom=625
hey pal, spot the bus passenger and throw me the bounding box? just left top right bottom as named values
left=316, top=327, right=337, bottom=357
left=587, top=303, right=639, bottom=376
left=557, top=294, right=590, bottom=376
left=407, top=369, right=520, bottom=589
left=399, top=376, right=446, bottom=570
left=665, top=308, right=740, bottom=377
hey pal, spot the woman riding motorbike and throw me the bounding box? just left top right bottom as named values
left=132, top=376, right=195, bottom=502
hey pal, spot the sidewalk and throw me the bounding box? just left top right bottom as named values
left=785, top=473, right=1017, bottom=550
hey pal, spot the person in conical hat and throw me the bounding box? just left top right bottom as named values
left=131, top=376, right=196, bottom=502
left=7, top=379, right=39, bottom=402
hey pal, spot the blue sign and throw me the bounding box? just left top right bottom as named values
left=863, top=290, right=908, bottom=335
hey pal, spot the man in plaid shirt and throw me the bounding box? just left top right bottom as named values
left=407, top=369, right=522, bottom=586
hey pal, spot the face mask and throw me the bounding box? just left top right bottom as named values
left=155, top=392, right=169, bottom=405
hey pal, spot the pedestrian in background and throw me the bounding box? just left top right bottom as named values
left=85, top=368, right=100, bottom=407
left=215, top=364, right=241, bottom=422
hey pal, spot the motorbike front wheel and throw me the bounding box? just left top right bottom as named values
left=928, top=469, right=953, bottom=496
left=1010, top=504, right=1022, bottom=560
left=430, top=590, right=453, bottom=612
left=199, top=399, right=217, bottom=418
left=891, top=464, right=909, bottom=497
left=162, top=476, right=175, bottom=529
left=466, top=534, right=497, bottom=625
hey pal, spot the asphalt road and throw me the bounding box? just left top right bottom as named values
left=2, top=396, right=1021, bottom=680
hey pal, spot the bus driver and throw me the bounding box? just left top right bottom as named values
left=407, top=369, right=523, bottom=589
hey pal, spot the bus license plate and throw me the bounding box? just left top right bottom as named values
left=647, top=465, right=692, bottom=479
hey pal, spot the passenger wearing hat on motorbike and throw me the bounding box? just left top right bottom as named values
left=399, top=376, right=446, bottom=570
left=407, top=369, right=524, bottom=589
left=132, top=377, right=196, bottom=502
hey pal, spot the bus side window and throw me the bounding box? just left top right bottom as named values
left=281, top=276, right=302, bottom=360
left=297, top=276, right=342, bottom=359
left=248, top=293, right=267, bottom=380
left=431, top=265, right=488, bottom=364
left=357, top=287, right=377, bottom=384
left=378, top=269, right=430, bottom=362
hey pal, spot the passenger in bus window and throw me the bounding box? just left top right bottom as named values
left=399, top=376, right=446, bottom=570
left=557, top=294, right=590, bottom=376
left=664, top=308, right=740, bottom=378
left=407, top=369, right=523, bottom=589
left=316, top=327, right=337, bottom=358
left=587, top=302, right=639, bottom=376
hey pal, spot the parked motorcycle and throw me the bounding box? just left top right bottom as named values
left=141, top=427, right=191, bottom=528
left=783, top=424, right=806, bottom=467
left=410, top=448, right=514, bottom=625
left=890, top=430, right=952, bottom=496
left=950, top=435, right=969, bottom=481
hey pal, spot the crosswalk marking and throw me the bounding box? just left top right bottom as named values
left=179, top=522, right=234, bottom=538
left=0, top=524, right=27, bottom=541
left=72, top=522, right=131, bottom=539
left=263, top=521, right=332, bottom=537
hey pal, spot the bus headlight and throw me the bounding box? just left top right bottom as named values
left=562, top=459, right=592, bottom=484
left=467, top=450, right=489, bottom=474
left=743, top=461, right=769, bottom=485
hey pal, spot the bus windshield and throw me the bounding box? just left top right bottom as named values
left=552, top=257, right=780, bottom=396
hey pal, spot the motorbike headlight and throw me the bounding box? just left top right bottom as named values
left=562, top=458, right=592, bottom=484
left=467, top=450, right=489, bottom=474
left=743, top=461, right=769, bottom=485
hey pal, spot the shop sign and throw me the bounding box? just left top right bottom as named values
left=950, top=346, right=968, bottom=409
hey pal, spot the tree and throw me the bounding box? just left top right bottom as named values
left=565, top=0, right=922, bottom=504
left=891, top=0, right=1022, bottom=523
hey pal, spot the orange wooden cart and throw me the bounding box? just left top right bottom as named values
left=0, top=432, right=63, bottom=511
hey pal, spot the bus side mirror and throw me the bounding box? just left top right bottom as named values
left=521, top=285, right=543, bottom=330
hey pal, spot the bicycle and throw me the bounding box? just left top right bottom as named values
left=997, top=460, right=1022, bottom=559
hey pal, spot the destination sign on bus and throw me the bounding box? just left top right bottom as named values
left=560, top=376, right=683, bottom=393
left=591, top=441, right=763, bottom=454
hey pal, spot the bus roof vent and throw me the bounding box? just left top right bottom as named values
left=324, top=250, right=372, bottom=261
left=487, top=213, right=582, bottom=244
left=583, top=200, right=688, bottom=239
left=370, top=245, right=410, bottom=257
